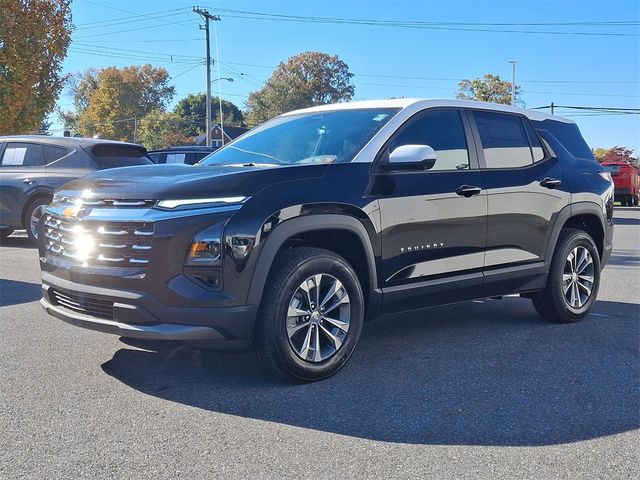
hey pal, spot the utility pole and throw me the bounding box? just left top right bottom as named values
left=509, top=60, right=516, bottom=106
left=193, top=7, right=220, bottom=147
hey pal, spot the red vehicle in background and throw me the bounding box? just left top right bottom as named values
left=601, top=161, right=640, bottom=206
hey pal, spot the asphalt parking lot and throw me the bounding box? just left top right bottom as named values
left=1, top=209, right=638, bottom=479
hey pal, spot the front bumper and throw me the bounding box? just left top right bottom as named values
left=41, top=274, right=257, bottom=351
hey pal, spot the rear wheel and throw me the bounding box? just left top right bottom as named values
left=254, top=247, right=364, bottom=382
left=24, top=197, right=50, bottom=242
left=531, top=228, right=600, bottom=323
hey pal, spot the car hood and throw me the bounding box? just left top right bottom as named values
left=56, top=163, right=328, bottom=200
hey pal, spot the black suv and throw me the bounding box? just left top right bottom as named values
left=37, top=100, right=614, bottom=381
left=0, top=136, right=152, bottom=240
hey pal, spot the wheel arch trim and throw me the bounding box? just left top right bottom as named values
left=246, top=214, right=380, bottom=310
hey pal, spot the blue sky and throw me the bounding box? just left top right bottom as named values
left=57, top=0, right=640, bottom=151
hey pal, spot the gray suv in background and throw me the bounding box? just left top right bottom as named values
left=0, top=136, right=153, bottom=241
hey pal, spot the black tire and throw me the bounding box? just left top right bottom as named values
left=24, top=197, right=50, bottom=242
left=531, top=228, right=600, bottom=323
left=254, top=247, right=364, bottom=382
left=0, top=228, right=14, bottom=240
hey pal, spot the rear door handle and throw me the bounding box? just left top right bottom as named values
left=456, top=185, right=482, bottom=197
left=540, top=177, right=562, bottom=189
left=23, top=178, right=35, bottom=185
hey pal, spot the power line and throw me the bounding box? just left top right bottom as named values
left=212, top=8, right=640, bottom=37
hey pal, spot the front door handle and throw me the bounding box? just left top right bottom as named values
left=540, top=177, right=562, bottom=189
left=456, top=185, right=482, bottom=197
left=23, top=178, right=35, bottom=185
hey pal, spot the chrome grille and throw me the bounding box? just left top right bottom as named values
left=44, top=214, right=154, bottom=267
left=51, top=289, right=114, bottom=319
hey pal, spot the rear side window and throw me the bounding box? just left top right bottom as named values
left=531, top=119, right=594, bottom=160
left=473, top=112, right=533, bottom=168
left=166, top=152, right=187, bottom=164
left=389, top=109, right=470, bottom=170
left=90, top=144, right=152, bottom=169
left=0, top=142, right=44, bottom=167
left=523, top=120, right=545, bottom=162
left=43, top=145, right=70, bottom=164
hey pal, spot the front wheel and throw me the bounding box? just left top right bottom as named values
left=531, top=228, right=601, bottom=323
left=254, top=247, right=364, bottom=382
left=25, top=197, right=50, bottom=242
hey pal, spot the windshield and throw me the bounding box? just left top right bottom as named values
left=603, top=165, right=620, bottom=175
left=200, top=108, right=399, bottom=166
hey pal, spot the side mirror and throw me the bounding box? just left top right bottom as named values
left=385, top=144, right=437, bottom=171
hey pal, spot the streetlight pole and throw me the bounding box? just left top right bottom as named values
left=210, top=77, right=233, bottom=147
left=509, top=60, right=516, bottom=106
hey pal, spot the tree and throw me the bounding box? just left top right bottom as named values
left=62, top=64, right=175, bottom=142
left=173, top=93, right=245, bottom=136
left=245, top=51, right=355, bottom=126
left=0, top=0, right=72, bottom=135
left=137, top=110, right=195, bottom=150
left=457, top=74, right=523, bottom=106
left=595, top=146, right=638, bottom=167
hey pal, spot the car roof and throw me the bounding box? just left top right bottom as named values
left=148, top=146, right=216, bottom=152
left=0, top=135, right=144, bottom=149
left=284, top=98, right=574, bottom=124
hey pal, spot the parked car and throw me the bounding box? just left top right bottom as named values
left=147, top=146, right=218, bottom=165
left=600, top=161, right=639, bottom=206
left=38, top=99, right=614, bottom=382
left=0, top=136, right=153, bottom=241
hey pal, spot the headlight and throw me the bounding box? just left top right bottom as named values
left=157, top=196, right=247, bottom=210
left=185, top=222, right=223, bottom=266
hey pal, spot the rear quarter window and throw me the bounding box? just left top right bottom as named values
left=43, top=145, right=70, bottom=164
left=89, top=144, right=153, bottom=169
left=531, top=119, right=594, bottom=160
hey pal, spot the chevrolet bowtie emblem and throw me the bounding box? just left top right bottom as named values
left=62, top=206, right=86, bottom=218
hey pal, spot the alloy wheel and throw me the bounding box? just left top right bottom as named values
left=286, top=273, right=351, bottom=362
left=29, top=204, right=46, bottom=240
left=562, top=246, right=595, bottom=309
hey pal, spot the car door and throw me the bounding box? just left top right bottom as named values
left=373, top=108, right=488, bottom=312
left=0, top=142, right=47, bottom=228
left=467, top=109, right=571, bottom=294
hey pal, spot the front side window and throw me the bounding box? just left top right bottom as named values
left=474, top=111, right=533, bottom=168
left=387, top=109, right=470, bottom=170
left=201, top=108, right=399, bottom=166
left=0, top=142, right=44, bottom=167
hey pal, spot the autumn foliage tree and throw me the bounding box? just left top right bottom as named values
left=594, top=146, right=638, bottom=167
left=173, top=93, right=245, bottom=136
left=137, top=110, right=195, bottom=150
left=245, top=51, right=355, bottom=126
left=62, top=65, right=175, bottom=142
left=0, top=0, right=72, bottom=134
left=457, top=74, right=523, bottom=106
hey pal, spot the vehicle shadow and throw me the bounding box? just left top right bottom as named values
left=0, top=232, right=37, bottom=249
left=614, top=217, right=640, bottom=226
left=101, top=298, right=639, bottom=447
left=0, top=279, right=42, bottom=307
left=606, top=249, right=640, bottom=268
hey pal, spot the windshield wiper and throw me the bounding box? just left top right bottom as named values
left=228, top=146, right=285, bottom=164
